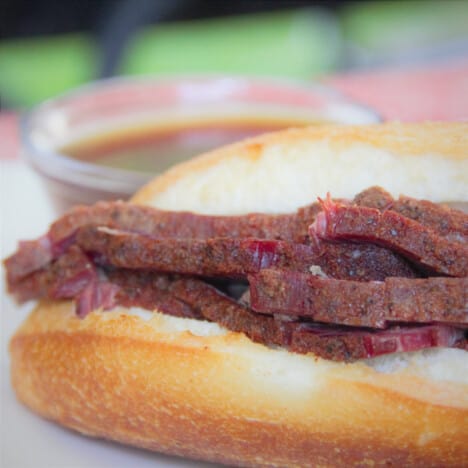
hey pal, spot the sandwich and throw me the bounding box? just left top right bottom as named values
left=5, top=123, right=468, bottom=466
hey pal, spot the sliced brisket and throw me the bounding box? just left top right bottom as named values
left=353, top=186, right=394, bottom=210
left=49, top=201, right=322, bottom=244
left=6, top=256, right=466, bottom=361
left=289, top=322, right=465, bottom=361
left=310, top=198, right=468, bottom=277
left=5, top=235, right=54, bottom=285
left=7, top=228, right=417, bottom=306
left=7, top=246, right=97, bottom=303
left=309, top=241, right=417, bottom=280
left=102, top=273, right=465, bottom=361
left=4, top=201, right=321, bottom=282
left=75, top=271, right=201, bottom=320
left=75, top=281, right=120, bottom=319
left=95, top=274, right=466, bottom=362
left=249, top=269, right=468, bottom=328
left=4, top=188, right=468, bottom=362
left=75, top=226, right=417, bottom=281
left=6, top=187, right=467, bottom=282
left=354, top=186, right=468, bottom=242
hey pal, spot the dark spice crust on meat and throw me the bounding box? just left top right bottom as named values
left=356, top=186, right=468, bottom=241
left=8, top=246, right=97, bottom=303
left=5, top=187, right=465, bottom=283
left=4, top=187, right=468, bottom=362
left=49, top=200, right=321, bottom=245
left=108, top=270, right=202, bottom=319
left=4, top=200, right=322, bottom=284
left=6, top=250, right=465, bottom=361
left=74, top=226, right=417, bottom=282
left=249, top=269, right=468, bottom=328
left=103, top=273, right=466, bottom=362
left=311, top=199, right=468, bottom=277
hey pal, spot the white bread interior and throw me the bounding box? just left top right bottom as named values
left=133, top=122, right=467, bottom=213
left=10, top=123, right=468, bottom=466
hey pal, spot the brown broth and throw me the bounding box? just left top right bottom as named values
left=60, top=117, right=313, bottom=174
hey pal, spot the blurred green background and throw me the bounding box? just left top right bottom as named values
left=1, top=0, right=467, bottom=108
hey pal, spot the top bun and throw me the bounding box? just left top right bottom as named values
left=133, top=122, right=468, bottom=213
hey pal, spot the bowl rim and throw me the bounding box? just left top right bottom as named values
left=20, top=73, right=382, bottom=193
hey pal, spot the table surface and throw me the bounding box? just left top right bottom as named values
left=1, top=60, right=467, bottom=467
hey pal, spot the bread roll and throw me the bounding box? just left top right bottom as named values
left=9, top=123, right=468, bottom=467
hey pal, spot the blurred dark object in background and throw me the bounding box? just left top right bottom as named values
left=0, top=0, right=342, bottom=39
left=1, top=0, right=342, bottom=78
left=0, top=0, right=467, bottom=108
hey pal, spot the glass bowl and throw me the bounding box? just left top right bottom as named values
left=21, top=75, right=380, bottom=213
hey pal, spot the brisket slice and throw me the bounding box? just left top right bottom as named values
left=6, top=245, right=201, bottom=320
left=4, top=201, right=321, bottom=283
left=289, top=323, right=464, bottom=361
left=8, top=246, right=98, bottom=303
left=75, top=226, right=417, bottom=281
left=353, top=186, right=394, bottom=210
left=7, top=229, right=417, bottom=305
left=48, top=201, right=321, bottom=244
left=6, top=188, right=467, bottom=282
left=310, top=198, right=468, bottom=277
left=76, top=227, right=316, bottom=278
left=75, top=281, right=120, bottom=319
left=76, top=271, right=200, bottom=320
left=249, top=269, right=468, bottom=328
left=354, top=186, right=468, bottom=242
left=6, top=257, right=466, bottom=361
left=309, top=240, right=417, bottom=280
left=167, top=278, right=465, bottom=360
left=76, top=274, right=468, bottom=362
left=4, top=235, right=54, bottom=287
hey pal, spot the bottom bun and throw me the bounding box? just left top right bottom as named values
left=10, top=301, right=468, bottom=467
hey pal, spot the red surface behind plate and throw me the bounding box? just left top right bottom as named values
left=326, top=59, right=468, bottom=122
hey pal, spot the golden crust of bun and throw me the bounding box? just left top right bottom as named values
left=11, top=302, right=468, bottom=467
left=9, top=123, right=468, bottom=466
